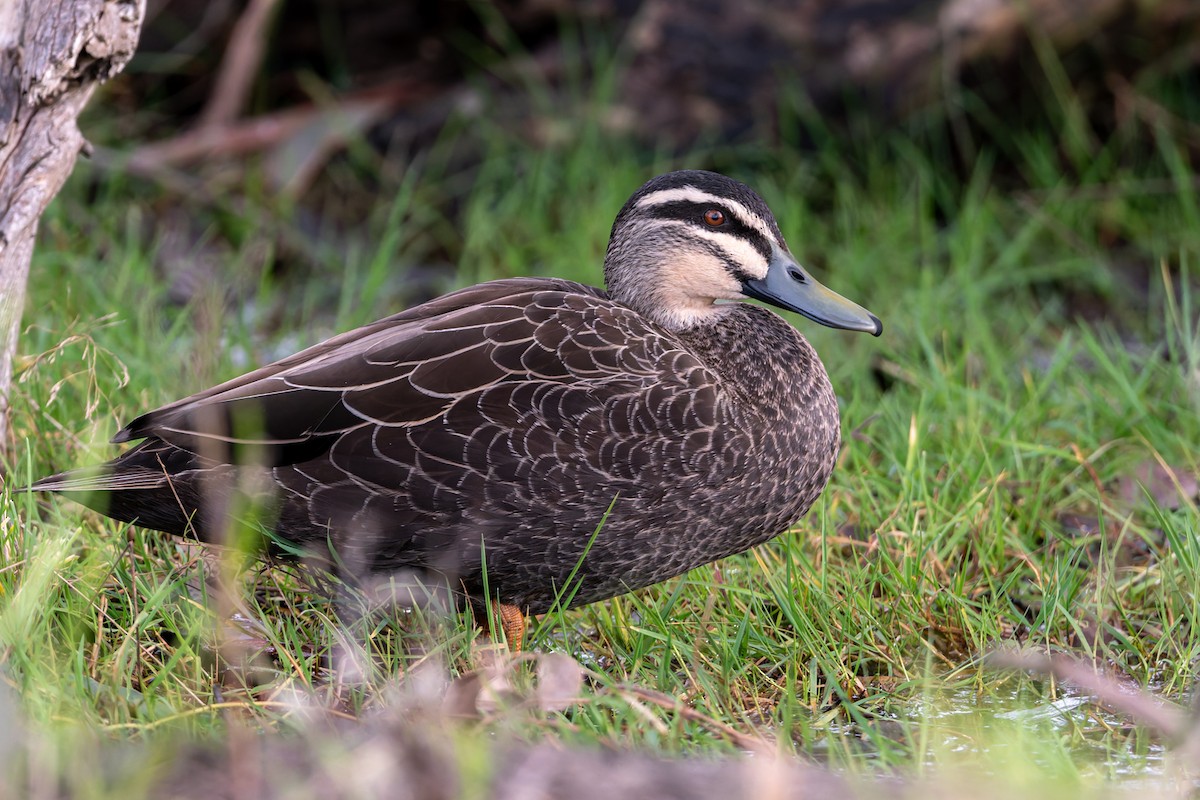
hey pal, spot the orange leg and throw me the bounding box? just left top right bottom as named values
left=497, top=603, right=526, bottom=652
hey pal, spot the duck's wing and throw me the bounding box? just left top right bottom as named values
left=255, top=277, right=729, bottom=580
left=105, top=278, right=610, bottom=463
left=32, top=275, right=732, bottom=579
left=104, top=276, right=717, bottom=474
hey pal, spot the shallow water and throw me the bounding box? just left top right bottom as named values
left=802, top=677, right=1200, bottom=795
left=914, top=683, right=1169, bottom=778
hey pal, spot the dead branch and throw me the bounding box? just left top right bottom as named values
left=197, top=0, right=282, bottom=131
left=120, top=80, right=423, bottom=176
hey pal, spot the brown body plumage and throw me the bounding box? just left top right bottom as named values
left=31, top=171, right=880, bottom=643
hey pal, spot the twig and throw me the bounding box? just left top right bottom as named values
left=1109, top=71, right=1200, bottom=150
left=198, top=0, right=282, bottom=130
left=614, top=685, right=773, bottom=754
left=117, top=81, right=421, bottom=174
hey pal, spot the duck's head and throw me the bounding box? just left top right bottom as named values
left=604, top=170, right=882, bottom=336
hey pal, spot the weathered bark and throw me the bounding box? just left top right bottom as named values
left=0, top=0, right=144, bottom=452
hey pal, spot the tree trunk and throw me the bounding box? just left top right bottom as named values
left=0, top=0, right=144, bottom=453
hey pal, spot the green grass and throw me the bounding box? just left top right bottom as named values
left=2, top=60, right=1200, bottom=796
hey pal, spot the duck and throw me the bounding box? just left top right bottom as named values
left=30, top=170, right=881, bottom=650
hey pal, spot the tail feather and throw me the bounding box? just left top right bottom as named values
left=22, top=439, right=213, bottom=538
left=28, top=466, right=169, bottom=494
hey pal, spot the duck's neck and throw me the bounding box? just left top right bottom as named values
left=677, top=302, right=843, bottom=551
left=677, top=303, right=835, bottom=421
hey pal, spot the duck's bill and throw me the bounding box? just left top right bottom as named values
left=741, top=249, right=882, bottom=336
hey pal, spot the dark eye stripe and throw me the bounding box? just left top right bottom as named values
left=642, top=201, right=773, bottom=261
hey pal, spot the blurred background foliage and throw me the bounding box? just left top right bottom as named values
left=81, top=0, right=1200, bottom=330
left=6, top=1, right=1200, bottom=795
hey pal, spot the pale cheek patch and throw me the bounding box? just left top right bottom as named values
left=648, top=220, right=771, bottom=283
left=662, top=251, right=741, bottom=300
left=652, top=251, right=745, bottom=332
left=689, top=228, right=770, bottom=281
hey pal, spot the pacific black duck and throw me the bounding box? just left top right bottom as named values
left=31, top=170, right=881, bottom=649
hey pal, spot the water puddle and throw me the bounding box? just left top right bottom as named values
left=895, top=681, right=1183, bottom=786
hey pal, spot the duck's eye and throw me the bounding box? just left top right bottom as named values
left=703, top=209, right=726, bottom=227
